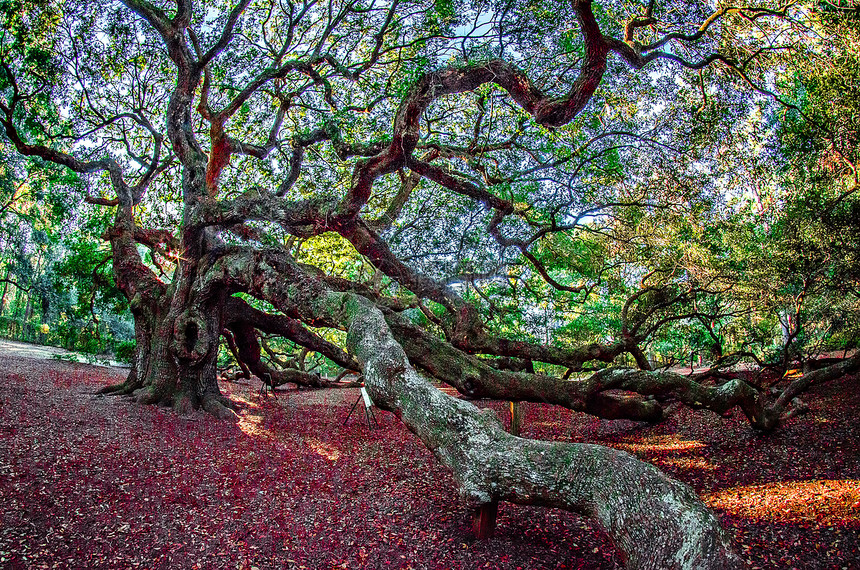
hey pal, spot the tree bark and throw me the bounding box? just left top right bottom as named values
left=172, top=298, right=236, bottom=418
left=98, top=199, right=236, bottom=415
left=0, top=268, right=9, bottom=317
left=221, top=295, right=360, bottom=388
left=383, top=309, right=663, bottom=422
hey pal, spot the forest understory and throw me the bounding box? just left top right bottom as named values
left=0, top=351, right=857, bottom=569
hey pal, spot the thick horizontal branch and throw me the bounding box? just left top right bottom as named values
left=587, top=354, right=860, bottom=431
left=196, top=193, right=337, bottom=236
left=86, top=196, right=120, bottom=207
left=0, top=112, right=124, bottom=179
left=133, top=228, right=179, bottom=253
left=224, top=296, right=359, bottom=371
left=383, top=309, right=660, bottom=421
left=406, top=158, right=513, bottom=212
left=0, top=278, right=29, bottom=292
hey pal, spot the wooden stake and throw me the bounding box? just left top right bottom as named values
left=472, top=500, right=499, bottom=539
left=509, top=401, right=522, bottom=436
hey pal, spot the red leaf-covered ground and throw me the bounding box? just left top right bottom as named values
left=1, top=350, right=858, bottom=569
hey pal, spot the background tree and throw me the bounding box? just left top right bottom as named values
left=0, top=128, right=132, bottom=352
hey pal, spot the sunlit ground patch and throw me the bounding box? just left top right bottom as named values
left=703, top=479, right=860, bottom=525
left=612, top=434, right=707, bottom=453
left=237, top=412, right=273, bottom=440
left=304, top=437, right=341, bottom=461
left=228, top=394, right=262, bottom=410
left=218, top=382, right=263, bottom=410
left=658, top=456, right=716, bottom=472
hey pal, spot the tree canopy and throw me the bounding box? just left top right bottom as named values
left=2, top=0, right=859, bottom=566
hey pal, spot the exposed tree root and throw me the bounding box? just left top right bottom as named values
left=134, top=387, right=164, bottom=406
left=589, top=354, right=860, bottom=431
left=201, top=394, right=239, bottom=419
left=95, top=382, right=138, bottom=396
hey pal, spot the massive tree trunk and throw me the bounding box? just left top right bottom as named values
left=100, top=275, right=236, bottom=416
left=98, top=196, right=236, bottom=416
left=171, top=294, right=236, bottom=417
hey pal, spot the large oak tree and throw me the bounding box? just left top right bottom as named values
left=3, top=0, right=858, bottom=566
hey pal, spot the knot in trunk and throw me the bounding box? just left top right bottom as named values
left=173, top=311, right=216, bottom=363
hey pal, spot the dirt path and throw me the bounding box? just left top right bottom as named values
left=0, top=354, right=858, bottom=569
left=0, top=339, right=77, bottom=359
left=0, top=339, right=128, bottom=368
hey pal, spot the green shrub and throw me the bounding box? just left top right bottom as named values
left=114, top=340, right=136, bottom=364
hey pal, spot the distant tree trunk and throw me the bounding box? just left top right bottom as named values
left=12, top=287, right=24, bottom=339
left=23, top=295, right=32, bottom=342
left=0, top=268, right=9, bottom=317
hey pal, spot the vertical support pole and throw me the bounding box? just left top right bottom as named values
left=343, top=394, right=362, bottom=426
left=472, top=500, right=498, bottom=539
left=509, top=401, right=522, bottom=436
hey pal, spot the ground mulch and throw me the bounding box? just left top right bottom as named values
left=0, top=352, right=857, bottom=569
